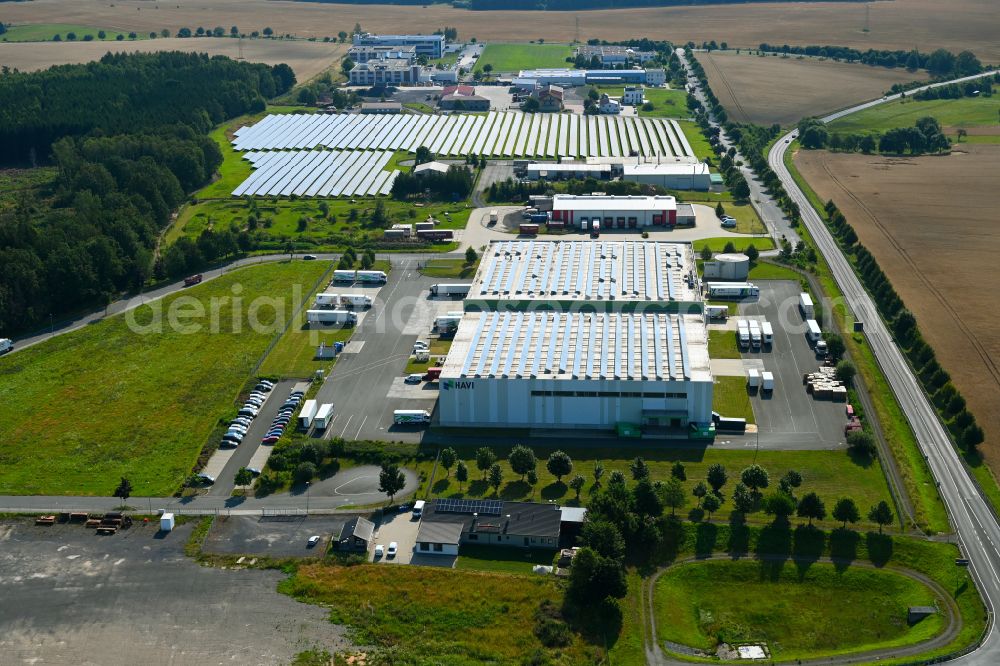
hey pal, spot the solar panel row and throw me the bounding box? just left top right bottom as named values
left=435, top=498, right=503, bottom=516
left=232, top=112, right=694, bottom=159
left=232, top=150, right=399, bottom=197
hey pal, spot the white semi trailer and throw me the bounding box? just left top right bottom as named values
left=307, top=309, right=358, bottom=326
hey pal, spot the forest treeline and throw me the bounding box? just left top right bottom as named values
left=0, top=52, right=295, bottom=334
left=0, top=51, right=295, bottom=165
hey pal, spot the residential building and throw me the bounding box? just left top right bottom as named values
left=530, top=84, right=564, bottom=112
left=622, top=86, right=645, bottom=106
left=598, top=93, right=621, bottom=114
left=337, top=516, right=375, bottom=552
left=438, top=84, right=491, bottom=111
left=416, top=499, right=563, bottom=553
left=348, top=44, right=417, bottom=64
left=349, top=60, right=422, bottom=87
left=352, top=33, right=445, bottom=58
left=644, top=69, right=667, bottom=86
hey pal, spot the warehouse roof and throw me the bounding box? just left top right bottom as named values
left=443, top=311, right=710, bottom=381
left=552, top=194, right=677, bottom=211
left=467, top=239, right=699, bottom=306
left=527, top=163, right=611, bottom=173
left=623, top=163, right=710, bottom=176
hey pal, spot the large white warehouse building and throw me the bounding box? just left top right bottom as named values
left=438, top=240, right=714, bottom=433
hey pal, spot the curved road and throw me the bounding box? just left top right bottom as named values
left=768, top=70, right=1000, bottom=665
left=643, top=554, right=962, bottom=665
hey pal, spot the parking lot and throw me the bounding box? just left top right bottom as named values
left=203, top=514, right=349, bottom=557
left=0, top=519, right=344, bottom=665
left=735, top=280, right=848, bottom=450
left=370, top=511, right=421, bottom=565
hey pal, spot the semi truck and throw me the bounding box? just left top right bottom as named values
left=434, top=314, right=464, bottom=332
left=313, top=403, right=335, bottom=429
left=416, top=229, right=454, bottom=241
left=737, top=319, right=750, bottom=349
left=307, top=309, right=358, bottom=326
left=183, top=274, right=203, bottom=287
left=590, top=219, right=601, bottom=238
left=315, top=293, right=340, bottom=308
left=704, top=305, right=729, bottom=320
left=298, top=399, right=319, bottom=429
left=393, top=409, right=431, bottom=425
left=333, top=270, right=387, bottom=284
left=749, top=320, right=762, bottom=349
left=799, top=292, right=815, bottom=319
left=430, top=283, right=472, bottom=297
left=706, top=282, right=759, bottom=299
left=339, top=294, right=373, bottom=308
left=761, top=321, right=773, bottom=347
left=805, top=319, right=822, bottom=344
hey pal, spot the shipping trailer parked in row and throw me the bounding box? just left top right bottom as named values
left=799, top=292, right=814, bottom=319
left=707, top=282, right=759, bottom=300
left=737, top=319, right=750, bottom=349
left=394, top=409, right=431, bottom=425
left=704, top=305, right=729, bottom=320
left=313, top=403, right=335, bottom=429
left=749, top=320, right=762, bottom=349
left=333, top=270, right=387, bottom=283
left=805, top=319, right=822, bottom=344
left=761, top=371, right=775, bottom=392
left=315, top=292, right=340, bottom=308
left=298, top=399, right=319, bottom=429
left=430, top=283, right=472, bottom=297
left=761, top=321, right=773, bottom=347
left=307, top=309, right=358, bottom=326
left=339, top=294, right=373, bottom=308
left=747, top=368, right=761, bottom=389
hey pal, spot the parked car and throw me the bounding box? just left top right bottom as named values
left=387, top=542, right=398, bottom=558
left=257, top=379, right=275, bottom=389
left=197, top=473, right=216, bottom=484
left=374, top=544, right=385, bottom=559
left=405, top=373, right=424, bottom=384
left=307, top=535, right=321, bottom=546
left=261, top=435, right=280, bottom=444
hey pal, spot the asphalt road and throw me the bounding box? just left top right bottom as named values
left=767, top=70, right=1000, bottom=666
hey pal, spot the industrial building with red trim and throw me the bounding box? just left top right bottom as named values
left=549, top=194, right=695, bottom=230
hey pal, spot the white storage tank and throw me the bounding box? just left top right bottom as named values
left=160, top=513, right=175, bottom=532
left=703, top=253, right=750, bottom=280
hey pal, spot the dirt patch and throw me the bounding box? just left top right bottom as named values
left=794, top=146, right=1000, bottom=474
left=0, top=36, right=345, bottom=82
left=2, top=0, right=999, bottom=62
left=700, top=51, right=927, bottom=126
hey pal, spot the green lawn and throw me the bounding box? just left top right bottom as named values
left=1, top=23, right=146, bottom=42
left=716, top=200, right=767, bottom=235
left=713, top=375, right=754, bottom=423
left=422, top=446, right=892, bottom=530
left=828, top=95, right=1000, bottom=135
left=654, top=560, right=943, bottom=660
left=280, top=563, right=596, bottom=662
left=748, top=261, right=804, bottom=282
left=590, top=85, right=689, bottom=118
left=694, top=236, right=775, bottom=253
left=419, top=257, right=479, bottom=278
left=474, top=43, right=573, bottom=73
left=455, top=544, right=557, bottom=573
left=403, top=102, right=436, bottom=114
left=0, top=261, right=327, bottom=495
left=708, top=330, right=740, bottom=359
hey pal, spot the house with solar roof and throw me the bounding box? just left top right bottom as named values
left=415, top=498, right=572, bottom=555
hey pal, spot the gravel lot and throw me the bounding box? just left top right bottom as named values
left=0, top=519, right=346, bottom=665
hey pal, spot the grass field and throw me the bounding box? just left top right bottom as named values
left=708, top=330, right=740, bottom=359
left=694, top=236, right=775, bottom=253
left=418, top=257, right=479, bottom=278
left=715, top=200, right=767, bottom=235
left=654, top=560, right=943, bottom=660
left=713, top=375, right=754, bottom=423
left=474, top=42, right=573, bottom=73
left=698, top=50, right=928, bottom=126
left=0, top=23, right=144, bottom=42
left=420, top=445, right=891, bottom=529
left=454, top=544, right=557, bottom=573
left=748, top=261, right=803, bottom=282
left=279, top=563, right=596, bottom=662
left=0, top=261, right=327, bottom=496
left=827, top=95, right=1000, bottom=141
left=591, top=84, right=689, bottom=119
left=677, top=119, right=715, bottom=162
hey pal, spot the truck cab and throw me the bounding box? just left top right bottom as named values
left=591, top=218, right=601, bottom=237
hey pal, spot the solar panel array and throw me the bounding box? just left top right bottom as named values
left=231, top=150, right=398, bottom=197
left=434, top=498, right=503, bottom=516
left=232, top=112, right=695, bottom=159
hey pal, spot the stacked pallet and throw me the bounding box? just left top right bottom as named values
left=803, top=366, right=848, bottom=401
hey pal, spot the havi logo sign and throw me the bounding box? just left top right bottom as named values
left=442, top=380, right=475, bottom=390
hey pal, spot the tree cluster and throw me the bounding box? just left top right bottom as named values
left=798, top=116, right=950, bottom=156
left=391, top=164, right=473, bottom=201
left=756, top=43, right=982, bottom=78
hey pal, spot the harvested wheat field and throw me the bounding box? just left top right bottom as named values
left=794, top=146, right=1000, bottom=473
left=2, top=0, right=999, bottom=61
left=700, top=51, right=928, bottom=126
left=0, top=37, right=345, bottom=81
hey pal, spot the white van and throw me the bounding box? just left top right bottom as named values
left=412, top=500, right=426, bottom=518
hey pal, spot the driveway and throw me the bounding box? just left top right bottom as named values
left=372, top=511, right=421, bottom=565
left=297, top=465, right=420, bottom=502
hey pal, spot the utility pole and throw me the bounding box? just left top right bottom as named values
left=575, top=16, right=580, bottom=44
left=237, top=36, right=245, bottom=61
left=863, top=3, right=871, bottom=33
